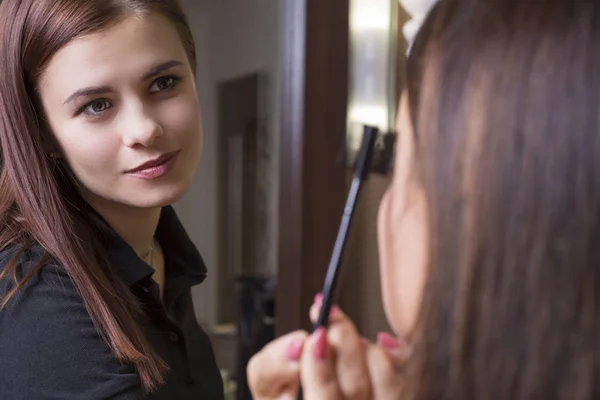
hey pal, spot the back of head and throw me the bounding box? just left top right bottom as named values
left=405, top=0, right=600, bottom=398
left=0, top=0, right=195, bottom=392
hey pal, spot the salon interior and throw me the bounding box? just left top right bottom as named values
left=176, top=0, right=413, bottom=398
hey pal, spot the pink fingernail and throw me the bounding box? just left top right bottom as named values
left=377, top=332, right=402, bottom=350
left=285, top=338, right=303, bottom=361
left=314, top=293, right=323, bottom=307
left=313, top=327, right=328, bottom=360
left=329, top=305, right=340, bottom=318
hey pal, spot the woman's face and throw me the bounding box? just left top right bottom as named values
left=38, top=14, right=201, bottom=211
left=377, top=92, right=428, bottom=337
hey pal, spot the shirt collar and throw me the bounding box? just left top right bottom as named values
left=99, top=206, right=207, bottom=286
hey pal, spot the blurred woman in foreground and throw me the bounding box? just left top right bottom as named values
left=249, top=0, right=600, bottom=398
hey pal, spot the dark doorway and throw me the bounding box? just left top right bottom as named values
left=216, top=73, right=275, bottom=400
left=217, top=74, right=261, bottom=326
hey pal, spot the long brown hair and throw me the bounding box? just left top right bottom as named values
left=404, top=0, right=600, bottom=398
left=0, top=0, right=196, bottom=392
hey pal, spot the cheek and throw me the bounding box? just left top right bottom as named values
left=378, top=189, right=405, bottom=335
left=55, top=125, right=118, bottom=175
left=378, top=183, right=428, bottom=337
left=395, top=194, right=428, bottom=335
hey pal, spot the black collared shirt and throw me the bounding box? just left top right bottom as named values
left=0, top=206, right=224, bottom=399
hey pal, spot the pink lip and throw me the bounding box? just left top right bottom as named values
left=126, top=151, right=180, bottom=179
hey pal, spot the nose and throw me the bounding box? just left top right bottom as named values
left=120, top=103, right=164, bottom=148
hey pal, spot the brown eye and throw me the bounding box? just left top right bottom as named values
left=150, top=75, right=180, bottom=93
left=79, top=99, right=111, bottom=116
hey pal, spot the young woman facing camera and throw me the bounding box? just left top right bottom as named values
left=0, top=1, right=223, bottom=398
left=248, top=0, right=600, bottom=399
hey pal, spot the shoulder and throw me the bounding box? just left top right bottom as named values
left=0, top=242, right=46, bottom=274
left=0, top=243, right=80, bottom=315
left=0, top=243, right=57, bottom=300
left=0, top=243, right=141, bottom=399
left=0, top=243, right=75, bottom=309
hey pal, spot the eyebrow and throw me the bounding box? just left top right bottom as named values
left=141, top=60, right=184, bottom=82
left=63, top=60, right=185, bottom=105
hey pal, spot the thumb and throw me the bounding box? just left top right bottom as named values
left=300, top=327, right=343, bottom=400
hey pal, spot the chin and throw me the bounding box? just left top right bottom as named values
left=126, top=181, right=192, bottom=209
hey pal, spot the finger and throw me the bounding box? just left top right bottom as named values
left=300, top=327, right=343, bottom=400
left=327, top=318, right=372, bottom=399
left=365, top=343, right=404, bottom=399
left=310, top=298, right=372, bottom=399
left=309, top=300, right=344, bottom=324
left=247, top=330, right=309, bottom=399
left=309, top=292, right=349, bottom=327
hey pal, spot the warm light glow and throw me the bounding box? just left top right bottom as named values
left=350, top=7, right=391, bottom=31
left=347, top=0, right=395, bottom=158
left=349, top=105, right=388, bottom=129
